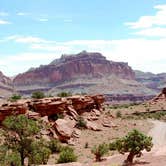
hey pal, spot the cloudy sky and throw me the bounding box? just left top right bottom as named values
left=0, top=0, right=166, bottom=76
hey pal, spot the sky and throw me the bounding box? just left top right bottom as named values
left=0, top=0, right=166, bottom=76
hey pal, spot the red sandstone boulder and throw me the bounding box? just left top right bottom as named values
left=54, top=119, right=73, bottom=142
left=85, top=120, right=102, bottom=131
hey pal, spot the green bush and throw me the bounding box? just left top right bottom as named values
left=84, top=142, right=89, bottom=148
left=91, top=143, right=109, bottom=161
left=76, top=116, right=87, bottom=129
left=57, top=146, right=77, bottom=163
left=112, top=129, right=153, bottom=164
left=9, top=94, right=21, bottom=102
left=57, top=92, right=72, bottom=97
left=32, top=91, right=45, bottom=99
left=48, top=139, right=62, bottom=153
left=116, top=111, right=122, bottom=118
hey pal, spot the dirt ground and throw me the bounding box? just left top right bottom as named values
left=39, top=100, right=166, bottom=166
left=47, top=102, right=158, bottom=165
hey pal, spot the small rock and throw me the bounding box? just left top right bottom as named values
left=85, top=120, right=102, bottom=131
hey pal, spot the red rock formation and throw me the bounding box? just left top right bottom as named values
left=13, top=51, right=135, bottom=93
left=0, top=102, right=27, bottom=121
left=29, top=97, right=67, bottom=116
left=151, top=87, right=166, bottom=103
left=28, top=95, right=104, bottom=117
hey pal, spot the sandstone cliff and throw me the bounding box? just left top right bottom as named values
left=13, top=51, right=137, bottom=94
left=0, top=71, right=13, bottom=97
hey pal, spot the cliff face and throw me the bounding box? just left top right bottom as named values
left=135, top=70, right=166, bottom=92
left=0, top=71, right=13, bottom=97
left=13, top=51, right=135, bottom=90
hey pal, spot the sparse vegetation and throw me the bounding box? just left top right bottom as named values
left=116, top=111, right=122, bottom=118
left=109, top=103, right=140, bottom=109
left=32, top=91, right=45, bottom=99
left=48, top=139, right=62, bottom=153
left=84, top=142, right=89, bottom=148
left=29, top=139, right=51, bottom=165
left=125, top=110, right=166, bottom=120
left=91, top=143, right=109, bottom=161
left=9, top=94, right=22, bottom=102
left=111, top=129, right=153, bottom=164
left=76, top=116, right=87, bottom=129
left=57, top=91, right=72, bottom=97
left=57, top=146, right=77, bottom=163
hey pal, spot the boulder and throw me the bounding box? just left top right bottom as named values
left=85, top=120, right=102, bottom=131
left=72, top=129, right=81, bottom=138
left=26, top=111, right=40, bottom=120
left=54, top=119, right=73, bottom=142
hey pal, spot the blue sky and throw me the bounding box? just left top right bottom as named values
left=0, top=0, right=166, bottom=76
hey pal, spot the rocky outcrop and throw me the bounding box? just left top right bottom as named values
left=28, top=95, right=105, bottom=117
left=0, top=102, right=27, bottom=121
left=0, top=95, right=105, bottom=122
left=29, top=97, right=67, bottom=116
left=150, top=87, right=166, bottom=103
left=13, top=51, right=135, bottom=94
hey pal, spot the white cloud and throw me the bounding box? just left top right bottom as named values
left=0, top=20, right=11, bottom=25
left=125, top=4, right=166, bottom=29
left=17, top=12, right=30, bottom=16
left=135, top=27, right=166, bottom=37
left=38, top=18, right=48, bottom=22
left=0, top=52, right=59, bottom=76
left=6, top=35, right=47, bottom=44
left=64, top=19, right=72, bottom=23
left=1, top=37, right=166, bottom=76
left=0, top=12, right=9, bottom=16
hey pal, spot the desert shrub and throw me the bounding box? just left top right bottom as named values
left=9, top=94, right=21, bottom=102
left=109, top=142, right=117, bottom=151
left=57, top=146, right=77, bottom=163
left=112, top=129, right=153, bottom=164
left=116, top=111, right=122, bottom=118
left=57, top=92, right=72, bottom=97
left=32, top=91, right=45, bottom=99
left=29, top=140, right=51, bottom=165
left=84, top=142, right=89, bottom=149
left=48, top=139, right=62, bottom=153
left=91, top=143, right=109, bottom=161
left=76, top=116, right=87, bottom=129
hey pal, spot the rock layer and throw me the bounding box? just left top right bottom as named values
left=13, top=51, right=135, bottom=93
left=0, top=71, right=13, bottom=97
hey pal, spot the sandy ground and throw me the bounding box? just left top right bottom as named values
left=42, top=119, right=166, bottom=166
